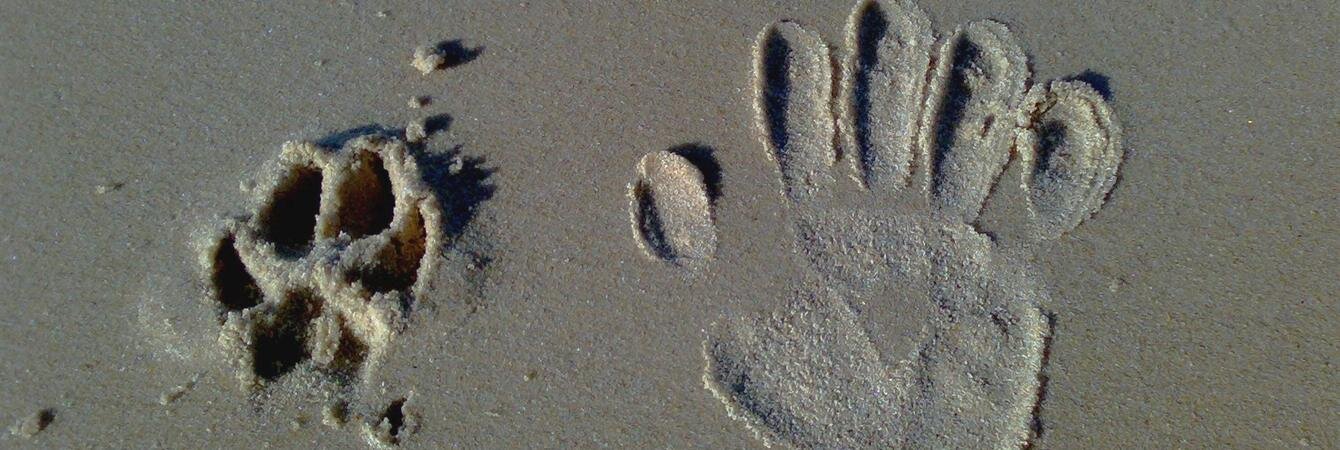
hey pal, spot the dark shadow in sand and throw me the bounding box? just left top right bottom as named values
left=431, top=39, right=484, bottom=69
left=759, top=28, right=792, bottom=156
left=668, top=143, right=723, bottom=202
left=1063, top=70, right=1113, bottom=101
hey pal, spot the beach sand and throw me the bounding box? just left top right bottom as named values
left=1, top=1, right=1337, bottom=447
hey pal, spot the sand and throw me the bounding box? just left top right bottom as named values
left=1, top=0, right=1337, bottom=448
left=629, top=150, right=716, bottom=270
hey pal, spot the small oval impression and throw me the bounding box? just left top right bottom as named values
left=629, top=150, right=717, bottom=269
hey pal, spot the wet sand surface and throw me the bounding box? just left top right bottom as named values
left=1, top=1, right=1337, bottom=447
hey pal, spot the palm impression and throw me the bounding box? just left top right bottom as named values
left=703, top=0, right=1121, bottom=448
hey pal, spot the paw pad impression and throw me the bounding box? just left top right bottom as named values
left=203, top=135, right=442, bottom=388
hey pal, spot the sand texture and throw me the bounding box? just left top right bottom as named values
left=1, top=0, right=1337, bottom=448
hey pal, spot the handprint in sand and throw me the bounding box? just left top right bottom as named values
left=703, top=0, right=1121, bottom=448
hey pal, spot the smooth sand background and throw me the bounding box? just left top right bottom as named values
left=1, top=1, right=1337, bottom=447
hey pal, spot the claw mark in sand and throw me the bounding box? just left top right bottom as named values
left=363, top=396, right=417, bottom=448
left=159, top=374, right=201, bottom=406
left=629, top=149, right=717, bottom=269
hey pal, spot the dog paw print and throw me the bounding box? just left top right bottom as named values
left=203, top=134, right=443, bottom=388
left=703, top=0, right=1121, bottom=448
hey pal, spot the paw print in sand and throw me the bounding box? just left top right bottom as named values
left=203, top=134, right=443, bottom=388
left=703, top=0, right=1121, bottom=448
